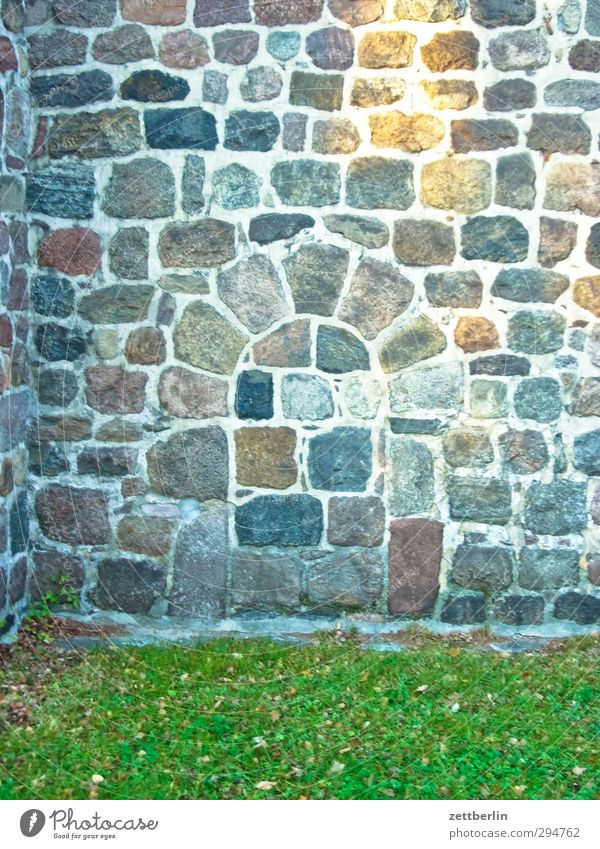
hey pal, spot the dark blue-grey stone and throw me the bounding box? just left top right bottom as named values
left=586, top=221, right=600, bottom=268
left=527, top=113, right=591, bottom=155
left=272, top=160, right=340, bottom=206
left=121, top=70, right=189, bottom=102
left=544, top=80, right=600, bottom=110
left=308, top=427, right=372, bottom=492
left=471, top=0, right=535, bottom=27
left=390, top=418, right=443, bottom=435
left=451, top=543, right=514, bottom=592
left=235, top=494, right=323, bottom=546
left=37, top=368, right=79, bottom=406
left=144, top=108, right=217, bottom=150
left=26, top=164, right=95, bottom=218
left=346, top=157, right=414, bottom=210
left=35, top=323, right=86, bottom=362
left=31, top=70, right=113, bottom=107
left=249, top=213, right=315, bottom=245
left=224, top=110, right=280, bottom=151
left=77, top=446, right=134, bottom=477
left=448, top=477, right=512, bottom=525
left=519, top=547, right=580, bottom=591
left=235, top=371, right=274, bottom=420
left=507, top=309, right=566, bottom=354
left=31, top=274, right=74, bottom=318
left=496, top=153, right=535, bottom=210
left=574, top=428, right=600, bottom=475
left=492, top=268, right=569, bottom=303
left=483, top=79, right=536, bottom=112
left=316, top=325, right=369, bottom=373
left=94, top=558, right=166, bottom=615
left=461, top=216, right=528, bottom=262
left=514, top=377, right=562, bottom=423
left=469, top=355, right=530, bottom=376
left=441, top=593, right=486, bottom=624
left=29, top=441, right=69, bottom=477
left=494, top=594, right=544, bottom=625
left=554, top=591, right=600, bottom=624
left=9, top=490, right=28, bottom=555
left=524, top=481, right=587, bottom=535
left=425, top=271, right=482, bottom=308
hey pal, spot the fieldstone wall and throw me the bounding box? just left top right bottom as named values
left=0, top=0, right=31, bottom=634
left=11, top=0, right=600, bottom=628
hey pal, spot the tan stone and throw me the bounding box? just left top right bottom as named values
left=313, top=118, right=360, bottom=154
left=421, top=157, right=491, bottom=213
left=350, top=77, right=406, bottom=107
left=358, top=31, right=416, bottom=69
left=574, top=277, right=600, bottom=318
left=454, top=317, right=499, bottom=353
left=329, top=0, right=384, bottom=26
left=117, top=516, right=173, bottom=556
left=394, top=0, right=466, bottom=20
left=421, top=79, right=477, bottom=110
left=121, top=0, right=186, bottom=25
left=370, top=111, right=444, bottom=152
left=125, top=327, right=166, bottom=365
left=421, top=30, right=479, bottom=72
left=235, top=427, right=297, bottom=489
left=95, top=329, right=119, bottom=360
left=544, top=163, right=600, bottom=217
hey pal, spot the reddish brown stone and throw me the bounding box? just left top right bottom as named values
left=159, top=30, right=210, bottom=69
left=122, top=477, right=147, bottom=498
left=85, top=366, right=147, bottom=414
left=253, top=320, right=312, bottom=367
left=0, top=314, right=13, bottom=347
left=121, top=0, right=186, bottom=25
left=159, top=366, right=228, bottom=418
left=36, top=485, right=111, bottom=545
left=125, top=327, right=166, bottom=365
left=388, top=518, right=443, bottom=615
left=254, top=0, right=324, bottom=26
left=117, top=516, right=173, bottom=556
left=38, top=228, right=101, bottom=276
left=32, top=415, right=92, bottom=442
left=328, top=0, right=384, bottom=26
left=7, top=268, right=28, bottom=311
left=30, top=550, right=84, bottom=603
left=0, top=36, right=18, bottom=72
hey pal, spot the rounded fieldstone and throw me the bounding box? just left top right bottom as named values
left=545, top=80, right=600, bottom=111
left=514, top=377, right=562, bottom=423
left=489, top=29, right=551, bottom=71
left=93, top=24, right=154, bottom=63
left=425, top=271, right=482, bottom=308
left=281, top=374, right=334, bottom=420
left=329, top=0, right=384, bottom=26
left=159, top=366, right=228, bottom=419
left=212, top=163, right=261, bottom=210
left=508, top=310, right=566, bottom=354
left=421, top=30, right=479, bottom=72
left=267, top=31, right=301, bottom=61
left=159, top=30, right=210, bottom=68
left=316, top=325, right=370, bottom=373
left=175, top=302, right=247, bottom=375
left=569, top=39, right=600, bottom=71
left=240, top=66, right=283, bottom=102
left=217, top=255, right=289, bottom=334
left=125, top=327, right=166, bottom=365
left=306, top=26, right=354, bottom=71
left=499, top=429, right=549, bottom=474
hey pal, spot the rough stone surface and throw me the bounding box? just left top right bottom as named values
left=313, top=118, right=360, bottom=154
left=389, top=438, right=434, bottom=516
left=289, top=71, right=344, bottom=111
left=492, top=268, right=569, bottom=304
left=79, top=285, right=153, bottom=325
left=272, top=159, right=340, bottom=206
left=539, top=218, right=578, bottom=268
left=393, top=220, right=455, bottom=266
left=36, top=485, right=110, bottom=545
left=253, top=320, right=311, bottom=368
left=461, top=216, right=528, bottom=263
left=545, top=80, right=600, bottom=111
left=421, top=158, right=491, bottom=214
left=544, top=163, right=600, bottom=217
left=388, top=518, right=443, bottom=615
left=573, top=428, right=600, bottom=475
left=339, top=258, right=413, bottom=340
left=421, top=30, right=479, bottom=72
left=519, top=548, right=580, bottom=591
left=489, top=29, right=551, bottom=72
left=235, top=371, right=274, bottom=420
left=421, top=79, right=477, bottom=110
left=346, top=157, right=414, bottom=210
left=443, top=427, right=493, bottom=467
left=283, top=244, right=348, bottom=315
left=483, top=79, right=536, bottom=112
left=217, top=256, right=288, bottom=334
left=85, top=366, right=147, bottom=414
left=144, top=108, right=217, bottom=151
left=147, top=428, right=228, bottom=501
left=236, top=494, right=323, bottom=547
left=281, top=374, right=333, bottom=420
left=48, top=109, right=142, bottom=159
left=471, top=0, right=535, bottom=27
left=496, top=153, right=536, bottom=210
left=351, top=78, right=405, bottom=107
left=454, top=317, right=498, bottom=353
left=231, top=549, right=303, bottom=611
left=306, top=550, right=383, bottom=611
left=448, top=477, right=512, bottom=525
left=323, top=215, right=389, bottom=249
left=103, top=158, right=175, bottom=219
left=329, top=0, right=384, bottom=26
left=425, top=272, right=482, bottom=308
left=249, top=214, right=315, bottom=245
left=370, top=111, right=445, bottom=152
left=390, top=362, right=463, bottom=412
left=159, top=30, right=209, bottom=68
left=554, top=592, right=600, bottom=625
left=514, top=377, right=562, bottom=423
left=159, top=219, right=236, bottom=268
left=308, top=427, right=372, bottom=491
left=328, top=496, right=385, bottom=547
left=508, top=310, right=566, bottom=355
left=358, top=31, right=416, bottom=68
left=441, top=594, right=486, bottom=624
left=524, top=481, right=587, bottom=535
left=170, top=506, right=228, bottom=618
left=451, top=543, right=513, bottom=593
left=379, top=314, right=447, bottom=373
left=235, top=427, right=297, bottom=489
left=158, top=367, right=228, bottom=419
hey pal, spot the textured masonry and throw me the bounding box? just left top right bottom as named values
left=2, top=0, right=600, bottom=631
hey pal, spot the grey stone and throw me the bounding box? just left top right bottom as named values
left=217, top=256, right=288, bottom=334
left=470, top=380, right=508, bottom=419
left=267, top=31, right=301, bottom=61
left=390, top=362, right=463, bottom=411
left=389, top=438, right=435, bottom=517
left=559, top=0, right=582, bottom=33
left=306, top=26, right=355, bottom=70
left=499, top=429, right=549, bottom=474
left=451, top=543, right=514, bottom=592
left=451, top=119, right=518, bottom=153
left=281, top=374, right=334, bottom=420
left=496, top=154, right=535, bottom=210
left=508, top=310, right=566, bottom=354
left=144, top=107, right=217, bottom=150
left=443, top=427, right=493, bottom=468
left=471, top=0, right=535, bottom=27
left=26, top=164, right=95, bottom=218
left=224, top=110, right=280, bottom=151
left=586, top=0, right=600, bottom=34
left=489, top=29, right=551, bottom=71
left=194, top=0, right=251, bottom=26
left=146, top=427, right=229, bottom=500
left=94, top=559, right=166, bottom=615
left=524, top=481, right=587, bottom=535
left=306, top=550, right=383, bottom=611
left=461, top=216, right=528, bottom=263
left=379, top=314, right=447, bottom=373
left=342, top=375, right=383, bottom=419
left=31, top=274, right=74, bottom=317
left=282, top=113, right=308, bottom=151
left=323, top=214, right=389, bottom=249
left=393, top=220, right=455, bottom=265
left=554, top=591, right=600, bottom=624
left=109, top=228, right=148, bottom=280
left=159, top=219, right=236, bottom=268
left=77, top=446, right=135, bottom=476
left=571, top=378, right=600, bottom=417
left=31, top=70, right=114, bottom=108
left=30, top=550, right=84, bottom=605
left=544, top=80, right=600, bottom=110
left=441, top=593, right=486, bottom=624
left=92, top=24, right=154, bottom=63
left=231, top=549, right=303, bottom=611
left=241, top=66, right=283, bottom=102
left=574, top=428, right=600, bottom=474
left=586, top=222, right=600, bottom=269
left=514, top=377, right=562, bottom=423
left=181, top=155, right=205, bottom=215
left=249, top=213, right=315, bottom=245
left=272, top=160, right=340, bottom=206
left=527, top=113, right=591, bottom=155
left=328, top=496, right=385, bottom=547
left=346, top=157, right=414, bottom=210
left=103, top=158, right=175, bottom=219
left=174, top=302, right=247, bottom=375
left=492, top=268, right=569, bottom=304
left=236, top=494, right=323, bottom=546
left=37, top=369, right=79, bottom=407
left=448, top=477, right=512, bottom=525
left=212, top=164, right=260, bottom=210
left=29, top=30, right=88, bottom=70
left=202, top=70, right=228, bottom=104
left=170, top=506, right=229, bottom=618
left=494, top=594, right=544, bottom=626
left=283, top=244, right=349, bottom=315
left=316, top=325, right=370, bottom=373
left=483, top=79, right=536, bottom=112
left=213, top=29, right=258, bottom=64
left=390, top=419, right=443, bottom=435
left=425, top=271, right=482, bottom=308
left=79, top=285, right=153, bottom=324
left=289, top=70, right=344, bottom=111
left=470, top=355, right=530, bottom=377
left=339, top=258, right=413, bottom=340
left=519, top=548, right=580, bottom=591
left=35, top=323, right=87, bottom=362
left=308, top=427, right=372, bottom=492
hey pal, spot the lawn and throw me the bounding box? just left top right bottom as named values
left=0, top=632, right=598, bottom=800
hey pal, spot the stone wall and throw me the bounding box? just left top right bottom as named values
left=0, top=0, right=31, bottom=635
left=12, top=0, right=600, bottom=628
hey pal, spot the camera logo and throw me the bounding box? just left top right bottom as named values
left=20, top=810, right=46, bottom=837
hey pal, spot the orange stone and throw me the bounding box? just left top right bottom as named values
left=574, top=276, right=600, bottom=318
left=454, top=316, right=499, bottom=353
left=370, top=111, right=444, bottom=152
left=358, top=31, right=416, bottom=68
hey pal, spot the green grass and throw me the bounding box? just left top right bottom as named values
left=1, top=635, right=598, bottom=800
